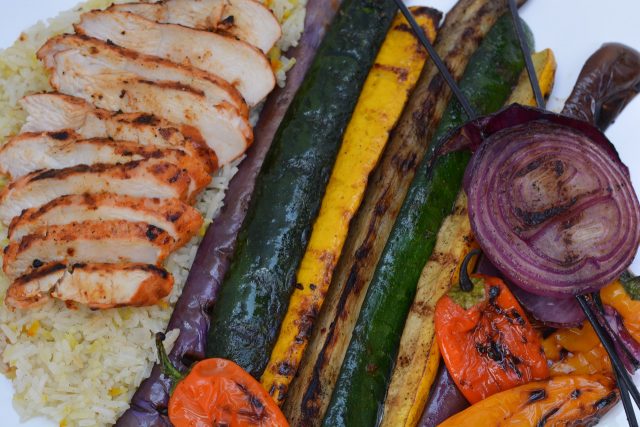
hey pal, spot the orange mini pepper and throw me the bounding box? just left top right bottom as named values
left=156, top=333, right=289, bottom=427
left=435, top=274, right=549, bottom=403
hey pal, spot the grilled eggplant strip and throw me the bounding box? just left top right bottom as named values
left=116, top=0, right=340, bottom=423
left=110, top=0, right=282, bottom=54
left=0, top=132, right=211, bottom=197
left=75, top=10, right=275, bottom=106
left=2, top=220, right=174, bottom=279
left=284, top=1, right=524, bottom=423
left=38, top=34, right=248, bottom=118
left=48, top=51, right=252, bottom=166
left=20, top=93, right=218, bottom=173
left=9, top=194, right=203, bottom=249
left=5, top=262, right=174, bottom=310
left=0, top=159, right=191, bottom=225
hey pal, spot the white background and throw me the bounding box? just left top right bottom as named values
left=1, top=0, right=640, bottom=425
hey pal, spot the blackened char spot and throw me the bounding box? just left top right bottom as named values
left=515, top=158, right=544, bottom=177
left=527, top=389, right=547, bottom=403
left=167, top=212, right=182, bottom=223
left=133, top=114, right=155, bottom=125
left=571, top=388, right=581, bottom=399
left=514, top=198, right=577, bottom=227
left=50, top=131, right=70, bottom=140
left=278, top=362, right=295, bottom=376
left=488, top=285, right=500, bottom=302
left=145, top=225, right=163, bottom=241
left=220, top=15, right=234, bottom=26
left=393, top=23, right=414, bottom=34
left=593, top=391, right=617, bottom=411
left=537, top=407, right=559, bottom=426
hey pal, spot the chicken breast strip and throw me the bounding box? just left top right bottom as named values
left=0, top=131, right=211, bottom=197
left=38, top=34, right=248, bottom=117
left=110, top=0, right=282, bottom=53
left=3, top=220, right=175, bottom=279
left=5, top=262, right=173, bottom=309
left=50, top=49, right=252, bottom=165
left=75, top=10, right=275, bottom=105
left=20, top=93, right=218, bottom=172
left=9, top=194, right=203, bottom=249
left=0, top=159, right=190, bottom=224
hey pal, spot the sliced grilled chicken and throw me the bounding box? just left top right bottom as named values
left=38, top=34, right=248, bottom=117
left=52, top=263, right=174, bottom=309
left=0, top=159, right=190, bottom=225
left=110, top=0, right=282, bottom=53
left=0, top=132, right=210, bottom=196
left=9, top=194, right=203, bottom=248
left=4, top=263, right=66, bottom=309
left=50, top=50, right=252, bottom=165
left=2, top=220, right=174, bottom=279
left=5, top=262, right=173, bottom=309
left=20, top=93, right=218, bottom=172
left=75, top=10, right=275, bottom=105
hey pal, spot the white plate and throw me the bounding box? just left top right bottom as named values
left=1, top=0, right=639, bottom=425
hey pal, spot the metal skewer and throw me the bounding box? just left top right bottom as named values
left=394, top=0, right=639, bottom=424
left=507, top=0, right=546, bottom=109
left=391, top=0, right=477, bottom=120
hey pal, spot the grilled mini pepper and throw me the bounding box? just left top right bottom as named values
left=435, top=252, right=549, bottom=403
left=155, top=333, right=289, bottom=427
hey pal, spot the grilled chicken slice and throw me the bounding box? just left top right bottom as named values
left=52, top=263, right=173, bottom=309
left=20, top=93, right=218, bottom=172
left=4, top=263, right=66, bottom=309
left=75, top=10, right=275, bottom=105
left=5, top=262, right=173, bottom=309
left=9, top=194, right=203, bottom=248
left=110, top=0, right=282, bottom=53
left=0, top=132, right=210, bottom=196
left=50, top=50, right=252, bottom=165
left=38, top=34, right=248, bottom=117
left=2, top=220, right=174, bottom=279
left=0, top=159, right=190, bottom=225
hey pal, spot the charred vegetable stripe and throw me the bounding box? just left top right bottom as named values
left=322, top=15, right=532, bottom=427
left=283, top=1, right=521, bottom=424
left=205, top=0, right=398, bottom=377
left=385, top=48, right=556, bottom=427
left=260, top=8, right=440, bottom=406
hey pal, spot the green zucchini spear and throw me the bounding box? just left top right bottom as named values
left=322, top=14, right=533, bottom=426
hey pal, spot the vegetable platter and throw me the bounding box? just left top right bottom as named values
left=0, top=0, right=639, bottom=426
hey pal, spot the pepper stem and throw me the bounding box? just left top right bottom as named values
left=156, top=332, right=185, bottom=384
left=459, top=249, right=482, bottom=292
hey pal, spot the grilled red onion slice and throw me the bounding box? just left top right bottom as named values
left=462, top=104, right=640, bottom=296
